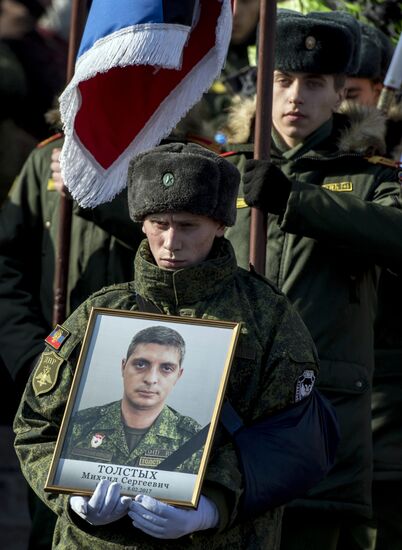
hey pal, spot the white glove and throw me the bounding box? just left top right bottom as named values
left=128, top=494, right=219, bottom=539
left=69, top=479, right=132, bottom=526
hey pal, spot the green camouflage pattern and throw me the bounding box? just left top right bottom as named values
left=225, top=112, right=402, bottom=517
left=64, top=401, right=202, bottom=474
left=14, top=237, right=318, bottom=549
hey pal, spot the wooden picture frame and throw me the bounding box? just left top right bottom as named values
left=45, top=307, right=240, bottom=508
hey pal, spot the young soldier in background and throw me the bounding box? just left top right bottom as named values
left=224, top=10, right=402, bottom=550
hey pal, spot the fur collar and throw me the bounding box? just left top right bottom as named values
left=224, top=95, right=388, bottom=156
left=337, top=100, right=387, bottom=155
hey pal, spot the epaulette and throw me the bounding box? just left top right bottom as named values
left=87, top=281, right=133, bottom=299
left=220, top=143, right=254, bottom=157
left=247, top=264, right=285, bottom=296
left=365, top=155, right=399, bottom=168
left=36, top=132, right=63, bottom=149
left=185, top=133, right=222, bottom=153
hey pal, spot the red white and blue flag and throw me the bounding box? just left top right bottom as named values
left=59, top=0, right=233, bottom=207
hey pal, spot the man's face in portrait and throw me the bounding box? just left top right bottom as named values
left=121, top=342, right=183, bottom=412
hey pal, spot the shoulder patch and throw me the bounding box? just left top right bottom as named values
left=45, top=324, right=70, bottom=350
left=295, top=370, right=316, bottom=402
left=36, top=132, right=63, bottom=149
left=33, top=350, right=64, bottom=396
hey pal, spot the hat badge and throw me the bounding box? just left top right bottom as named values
left=305, top=35, right=316, bottom=50
left=162, top=172, right=175, bottom=187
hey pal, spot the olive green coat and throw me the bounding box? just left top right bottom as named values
left=371, top=101, right=402, bottom=482
left=225, top=106, right=402, bottom=518
left=0, top=136, right=140, bottom=390
left=14, top=238, right=319, bottom=549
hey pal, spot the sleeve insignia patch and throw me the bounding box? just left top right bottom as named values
left=45, top=324, right=70, bottom=350
left=32, top=351, right=64, bottom=396
left=322, top=182, right=353, bottom=192
left=295, top=369, right=316, bottom=402
left=236, top=197, right=248, bottom=209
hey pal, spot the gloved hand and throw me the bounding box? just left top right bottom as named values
left=128, top=494, right=219, bottom=539
left=69, top=479, right=132, bottom=526
left=243, top=159, right=291, bottom=215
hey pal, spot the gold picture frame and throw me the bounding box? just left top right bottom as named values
left=45, top=307, right=240, bottom=508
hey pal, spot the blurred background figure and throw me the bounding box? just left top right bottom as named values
left=345, top=23, right=393, bottom=106
left=0, top=0, right=68, bottom=139
left=202, top=0, right=259, bottom=142
left=38, top=0, right=71, bottom=42
left=0, top=40, right=36, bottom=205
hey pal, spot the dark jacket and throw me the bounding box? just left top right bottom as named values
left=0, top=136, right=140, bottom=394
left=225, top=101, right=402, bottom=518
left=14, top=238, right=320, bottom=549
left=371, top=100, right=402, bottom=481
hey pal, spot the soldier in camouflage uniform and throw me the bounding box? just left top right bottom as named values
left=14, top=142, right=328, bottom=549
left=64, top=326, right=202, bottom=475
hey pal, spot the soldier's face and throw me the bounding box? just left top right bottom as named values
left=121, top=343, right=183, bottom=412
left=231, top=0, right=259, bottom=45
left=272, top=71, right=345, bottom=148
left=344, top=77, right=382, bottom=107
left=142, top=212, right=225, bottom=270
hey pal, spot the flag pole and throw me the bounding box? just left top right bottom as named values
left=377, top=32, right=402, bottom=115
left=52, top=0, right=88, bottom=326
left=249, top=0, right=276, bottom=274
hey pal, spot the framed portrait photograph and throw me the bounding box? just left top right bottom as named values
left=45, top=307, right=240, bottom=508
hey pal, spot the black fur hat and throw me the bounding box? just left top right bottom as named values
left=351, top=23, right=393, bottom=81
left=275, top=10, right=361, bottom=75
left=127, top=142, right=240, bottom=226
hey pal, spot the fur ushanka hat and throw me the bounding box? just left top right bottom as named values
left=275, top=10, right=361, bottom=75
left=351, top=23, right=393, bottom=81
left=127, top=142, right=240, bottom=226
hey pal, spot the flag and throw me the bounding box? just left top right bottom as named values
left=59, top=0, right=233, bottom=208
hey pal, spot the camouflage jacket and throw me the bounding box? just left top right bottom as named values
left=14, top=237, right=319, bottom=549
left=64, top=401, right=202, bottom=474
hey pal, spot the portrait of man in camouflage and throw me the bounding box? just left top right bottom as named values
left=63, top=325, right=203, bottom=475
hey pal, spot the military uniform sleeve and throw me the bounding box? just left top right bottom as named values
left=13, top=299, right=91, bottom=517
left=282, top=166, right=402, bottom=269
left=0, top=145, right=54, bottom=390
left=203, top=292, right=319, bottom=528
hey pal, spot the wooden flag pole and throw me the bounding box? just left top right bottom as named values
left=52, top=0, right=88, bottom=326
left=249, top=0, right=276, bottom=274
